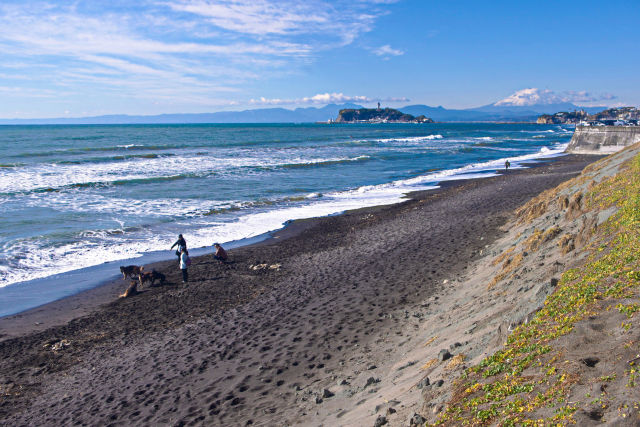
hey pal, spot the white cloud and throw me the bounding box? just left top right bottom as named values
left=371, top=44, right=404, bottom=57
left=0, top=86, right=62, bottom=98
left=164, top=0, right=391, bottom=46
left=0, top=1, right=398, bottom=115
left=494, top=88, right=617, bottom=106
left=563, top=90, right=617, bottom=103
left=250, top=92, right=409, bottom=105
left=164, top=0, right=329, bottom=36
left=0, top=8, right=310, bottom=59
left=303, top=93, right=372, bottom=104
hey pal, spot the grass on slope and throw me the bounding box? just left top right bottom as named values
left=433, top=153, right=640, bottom=426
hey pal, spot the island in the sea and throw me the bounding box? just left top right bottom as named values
left=334, top=107, right=434, bottom=124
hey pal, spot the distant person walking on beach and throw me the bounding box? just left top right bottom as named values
left=171, top=234, right=187, bottom=257
left=212, top=243, right=228, bottom=262
left=179, top=248, right=190, bottom=283
left=505, top=160, right=510, bottom=171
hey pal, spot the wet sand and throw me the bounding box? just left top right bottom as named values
left=0, top=155, right=599, bottom=426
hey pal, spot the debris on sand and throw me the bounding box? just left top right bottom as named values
left=43, top=339, right=70, bottom=352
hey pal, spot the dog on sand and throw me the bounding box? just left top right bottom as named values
left=120, top=265, right=144, bottom=280
left=119, top=281, right=139, bottom=298
left=138, top=270, right=166, bottom=288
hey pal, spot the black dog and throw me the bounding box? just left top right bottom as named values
left=139, top=270, right=166, bottom=287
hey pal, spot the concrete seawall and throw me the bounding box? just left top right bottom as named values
left=566, top=126, right=640, bottom=154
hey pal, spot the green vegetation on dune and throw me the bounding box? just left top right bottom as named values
left=433, top=152, right=640, bottom=425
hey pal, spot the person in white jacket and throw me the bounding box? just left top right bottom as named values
left=179, top=248, right=189, bottom=283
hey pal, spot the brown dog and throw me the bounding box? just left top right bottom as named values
left=138, top=270, right=166, bottom=288
left=119, top=281, right=139, bottom=298
left=120, top=265, right=144, bottom=280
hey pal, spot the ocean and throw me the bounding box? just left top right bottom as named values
left=0, top=123, right=572, bottom=311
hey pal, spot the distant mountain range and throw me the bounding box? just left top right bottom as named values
left=0, top=102, right=608, bottom=125
left=0, top=103, right=363, bottom=125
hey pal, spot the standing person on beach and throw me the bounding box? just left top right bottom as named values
left=179, top=248, right=190, bottom=283
left=212, top=243, right=228, bottom=262
left=505, top=160, right=510, bottom=171
left=171, top=234, right=187, bottom=257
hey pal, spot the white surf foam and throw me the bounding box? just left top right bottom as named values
left=387, top=142, right=568, bottom=188
left=376, top=135, right=444, bottom=143
left=0, top=153, right=371, bottom=194
left=0, top=187, right=424, bottom=286
left=13, top=191, right=236, bottom=218
left=0, top=141, right=570, bottom=288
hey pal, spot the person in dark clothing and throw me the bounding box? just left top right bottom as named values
left=212, top=243, right=228, bottom=262
left=505, top=160, right=511, bottom=171
left=171, top=234, right=187, bottom=257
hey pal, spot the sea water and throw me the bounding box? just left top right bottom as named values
left=0, top=123, right=572, bottom=308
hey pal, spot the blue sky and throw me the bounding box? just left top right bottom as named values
left=0, top=0, right=638, bottom=118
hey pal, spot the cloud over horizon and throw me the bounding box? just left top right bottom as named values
left=0, top=1, right=633, bottom=118
left=249, top=92, right=410, bottom=106
left=0, top=1, right=399, bottom=117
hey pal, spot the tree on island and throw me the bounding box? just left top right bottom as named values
left=335, top=108, right=433, bottom=123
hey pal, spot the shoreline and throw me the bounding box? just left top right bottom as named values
left=0, top=151, right=565, bottom=320
left=1, top=155, right=556, bottom=333
left=0, top=232, right=274, bottom=319
left=0, top=153, right=602, bottom=426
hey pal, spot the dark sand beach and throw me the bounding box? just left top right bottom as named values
left=0, top=155, right=599, bottom=426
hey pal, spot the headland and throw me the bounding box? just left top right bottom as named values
left=335, top=107, right=433, bottom=124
